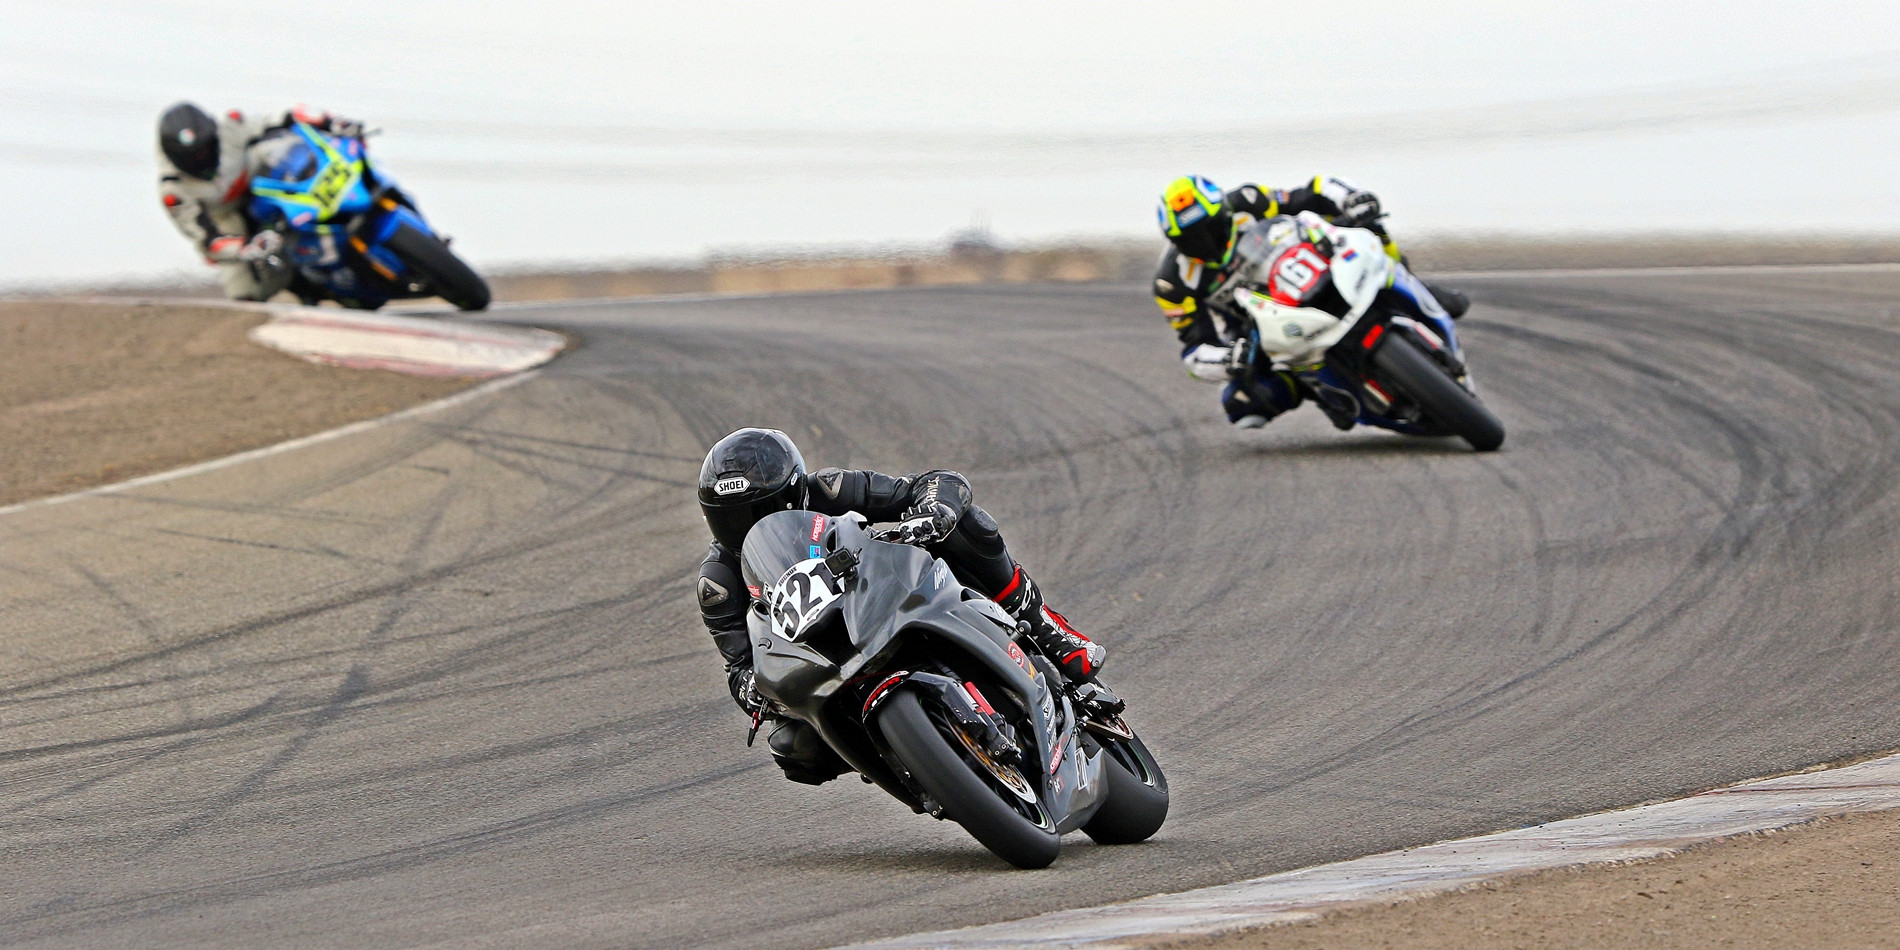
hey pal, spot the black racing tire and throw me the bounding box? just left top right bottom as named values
left=1371, top=333, right=1505, bottom=452
left=875, top=690, right=1061, bottom=869
left=1080, top=729, right=1169, bottom=845
left=384, top=223, right=490, bottom=311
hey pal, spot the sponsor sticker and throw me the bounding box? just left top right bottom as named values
left=809, top=514, right=825, bottom=542
left=1006, top=641, right=1034, bottom=675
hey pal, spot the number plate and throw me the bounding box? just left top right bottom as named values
left=1266, top=243, right=1331, bottom=304
left=767, top=558, right=845, bottom=641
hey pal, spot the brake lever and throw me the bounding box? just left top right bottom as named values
left=745, top=698, right=787, bottom=746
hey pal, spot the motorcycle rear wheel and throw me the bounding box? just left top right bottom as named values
left=1372, top=334, right=1505, bottom=452
left=385, top=223, right=491, bottom=312
left=876, top=689, right=1061, bottom=869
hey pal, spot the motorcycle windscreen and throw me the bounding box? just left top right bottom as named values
left=268, top=140, right=322, bottom=184
left=1230, top=218, right=1285, bottom=269
left=839, top=541, right=937, bottom=650
left=740, top=509, right=834, bottom=594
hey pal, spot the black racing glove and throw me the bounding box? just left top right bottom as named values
left=1335, top=191, right=1382, bottom=228
left=889, top=501, right=959, bottom=546
left=734, top=668, right=763, bottom=715
left=1225, top=336, right=1258, bottom=381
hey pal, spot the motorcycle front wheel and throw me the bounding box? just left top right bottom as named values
left=876, top=689, right=1061, bottom=869
left=385, top=223, right=491, bottom=312
left=1079, top=724, right=1168, bottom=845
left=1372, top=333, right=1505, bottom=452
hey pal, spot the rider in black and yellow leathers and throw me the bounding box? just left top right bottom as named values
left=1152, top=174, right=1469, bottom=428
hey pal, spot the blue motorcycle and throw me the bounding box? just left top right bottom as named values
left=247, top=122, right=489, bottom=311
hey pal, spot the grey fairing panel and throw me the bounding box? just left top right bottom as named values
left=746, top=518, right=1104, bottom=821
left=838, top=541, right=1103, bottom=823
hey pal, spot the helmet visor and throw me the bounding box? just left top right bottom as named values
left=1170, top=210, right=1234, bottom=263
left=702, top=478, right=805, bottom=552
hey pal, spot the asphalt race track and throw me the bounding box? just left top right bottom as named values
left=4, top=268, right=1899, bottom=949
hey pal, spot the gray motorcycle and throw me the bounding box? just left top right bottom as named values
left=742, top=509, right=1168, bottom=868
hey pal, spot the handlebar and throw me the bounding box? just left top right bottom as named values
left=868, top=525, right=914, bottom=544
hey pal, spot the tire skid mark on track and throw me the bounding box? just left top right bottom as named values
left=2, top=760, right=767, bottom=942
left=1177, top=277, right=1899, bottom=827
left=150, top=474, right=476, bottom=845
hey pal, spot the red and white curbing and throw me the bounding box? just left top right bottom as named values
left=249, top=308, right=565, bottom=378
left=845, top=751, right=1900, bottom=949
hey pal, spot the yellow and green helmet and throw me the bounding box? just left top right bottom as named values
left=1157, top=175, right=1234, bottom=264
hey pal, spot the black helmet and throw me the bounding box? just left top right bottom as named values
left=698, top=428, right=808, bottom=552
left=1157, top=175, right=1236, bottom=264
left=159, top=102, right=220, bottom=180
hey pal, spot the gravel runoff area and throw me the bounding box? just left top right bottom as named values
left=1165, top=808, right=1900, bottom=950
left=0, top=300, right=475, bottom=507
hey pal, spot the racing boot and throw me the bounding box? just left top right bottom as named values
left=1317, top=400, right=1358, bottom=431
left=1287, top=377, right=1356, bottom=430
left=1423, top=281, right=1470, bottom=319
left=1223, top=371, right=1301, bottom=430
left=994, top=566, right=1105, bottom=683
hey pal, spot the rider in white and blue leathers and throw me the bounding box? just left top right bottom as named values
left=155, top=102, right=361, bottom=301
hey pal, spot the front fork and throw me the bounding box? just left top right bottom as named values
left=861, top=670, right=1020, bottom=763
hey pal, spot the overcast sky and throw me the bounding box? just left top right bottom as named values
left=4, top=1, right=1898, bottom=285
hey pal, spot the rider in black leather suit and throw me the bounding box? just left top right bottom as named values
left=694, top=427, right=1103, bottom=785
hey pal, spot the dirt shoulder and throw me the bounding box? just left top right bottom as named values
left=1168, top=807, right=1900, bottom=950
left=0, top=300, right=475, bottom=507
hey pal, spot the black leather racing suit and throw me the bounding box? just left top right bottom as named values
left=695, top=467, right=1041, bottom=784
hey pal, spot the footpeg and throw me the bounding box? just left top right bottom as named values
left=1071, top=682, right=1126, bottom=718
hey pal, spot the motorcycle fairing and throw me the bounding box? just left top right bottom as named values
left=244, top=122, right=445, bottom=309
left=1231, top=217, right=1476, bottom=434
left=249, top=122, right=372, bottom=225
left=743, top=510, right=1107, bottom=830
left=1237, top=225, right=1390, bottom=367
